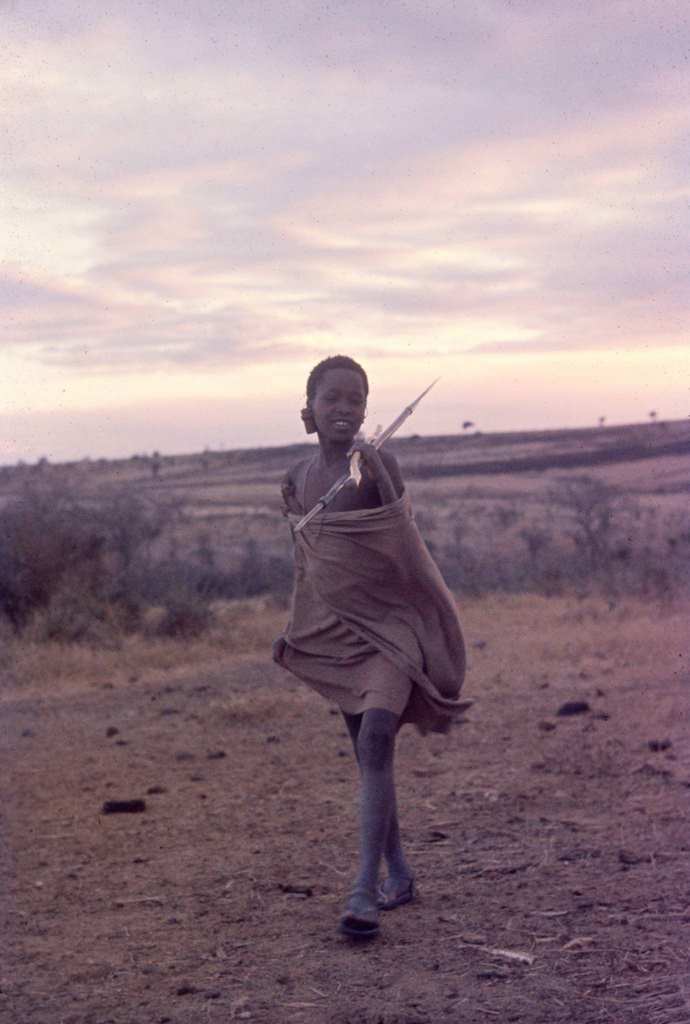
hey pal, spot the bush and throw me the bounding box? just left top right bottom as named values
left=0, top=484, right=106, bottom=630
left=155, top=592, right=214, bottom=638
left=549, top=476, right=619, bottom=578
left=434, top=475, right=689, bottom=602
left=0, top=481, right=296, bottom=643
left=235, top=539, right=293, bottom=600
left=23, top=583, right=121, bottom=647
left=0, top=483, right=194, bottom=640
left=98, top=488, right=175, bottom=573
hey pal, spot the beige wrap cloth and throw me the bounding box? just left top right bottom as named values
left=278, top=492, right=471, bottom=734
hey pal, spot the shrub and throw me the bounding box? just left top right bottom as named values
left=98, top=487, right=175, bottom=573
left=549, top=476, right=619, bottom=578
left=0, top=484, right=106, bottom=630
left=0, top=482, right=190, bottom=640
left=23, top=583, right=121, bottom=647
left=235, top=539, right=293, bottom=600
left=547, top=476, right=687, bottom=600
left=155, top=592, right=214, bottom=638
left=0, top=479, right=298, bottom=643
left=491, top=503, right=521, bottom=531
left=435, top=475, right=689, bottom=603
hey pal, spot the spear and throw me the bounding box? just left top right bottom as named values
left=293, top=378, right=439, bottom=533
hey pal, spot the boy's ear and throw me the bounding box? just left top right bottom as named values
left=301, top=406, right=318, bottom=434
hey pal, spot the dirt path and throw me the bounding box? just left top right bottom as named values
left=2, top=642, right=689, bottom=1024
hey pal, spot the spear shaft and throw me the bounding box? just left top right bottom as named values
left=293, top=378, right=439, bottom=533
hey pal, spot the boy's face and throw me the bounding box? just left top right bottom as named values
left=311, top=368, right=366, bottom=442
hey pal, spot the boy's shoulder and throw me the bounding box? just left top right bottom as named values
left=376, top=446, right=405, bottom=495
left=283, top=454, right=314, bottom=485
left=377, top=446, right=400, bottom=471
left=281, top=454, right=315, bottom=512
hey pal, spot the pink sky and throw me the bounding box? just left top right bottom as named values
left=2, top=1, right=688, bottom=462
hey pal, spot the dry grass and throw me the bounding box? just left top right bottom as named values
left=0, top=597, right=288, bottom=699
left=3, top=593, right=687, bottom=708
left=458, top=593, right=689, bottom=695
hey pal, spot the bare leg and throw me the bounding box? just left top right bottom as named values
left=380, top=788, right=414, bottom=903
left=339, top=708, right=412, bottom=935
left=342, top=712, right=413, bottom=904
left=353, top=708, right=398, bottom=893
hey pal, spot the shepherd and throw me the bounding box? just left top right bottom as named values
left=273, top=355, right=471, bottom=940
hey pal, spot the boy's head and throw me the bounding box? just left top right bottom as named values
left=305, top=355, right=369, bottom=403
left=302, top=355, right=369, bottom=436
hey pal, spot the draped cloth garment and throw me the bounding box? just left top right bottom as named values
left=278, top=488, right=472, bottom=734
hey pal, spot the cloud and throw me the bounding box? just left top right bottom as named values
left=1, top=0, right=688, bottom=459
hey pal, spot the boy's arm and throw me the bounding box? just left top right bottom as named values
left=280, top=465, right=300, bottom=514
left=377, top=449, right=405, bottom=503
left=274, top=464, right=300, bottom=662
left=272, top=634, right=287, bottom=663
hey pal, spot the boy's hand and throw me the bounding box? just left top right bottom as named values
left=348, top=441, right=384, bottom=481
left=272, top=635, right=287, bottom=664
left=347, top=442, right=403, bottom=504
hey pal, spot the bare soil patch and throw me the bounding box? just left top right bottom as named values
left=2, top=597, right=689, bottom=1024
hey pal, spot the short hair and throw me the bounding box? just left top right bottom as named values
left=306, top=355, right=369, bottom=403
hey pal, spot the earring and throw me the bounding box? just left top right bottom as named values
left=300, top=406, right=317, bottom=434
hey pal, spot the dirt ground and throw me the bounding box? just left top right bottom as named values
left=2, top=600, right=689, bottom=1024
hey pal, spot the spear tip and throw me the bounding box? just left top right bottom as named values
left=411, top=376, right=440, bottom=407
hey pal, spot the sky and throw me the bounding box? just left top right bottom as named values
left=2, top=0, right=689, bottom=463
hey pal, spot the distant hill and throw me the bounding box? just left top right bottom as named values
left=2, top=419, right=689, bottom=495
left=165, top=418, right=690, bottom=482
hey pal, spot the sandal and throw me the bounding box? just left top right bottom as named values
left=377, top=876, right=415, bottom=911
left=339, top=887, right=380, bottom=939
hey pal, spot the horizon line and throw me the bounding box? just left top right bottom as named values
left=2, top=415, right=686, bottom=471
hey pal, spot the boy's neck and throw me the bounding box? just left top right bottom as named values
left=317, top=437, right=351, bottom=467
